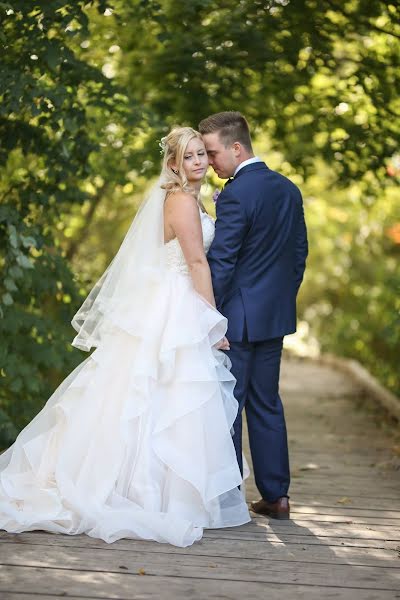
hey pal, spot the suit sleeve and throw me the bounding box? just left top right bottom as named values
left=207, top=190, right=248, bottom=307
left=294, top=190, right=308, bottom=294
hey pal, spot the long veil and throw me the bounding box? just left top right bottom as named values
left=71, top=177, right=167, bottom=351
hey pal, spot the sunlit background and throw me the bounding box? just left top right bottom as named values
left=0, top=1, right=399, bottom=446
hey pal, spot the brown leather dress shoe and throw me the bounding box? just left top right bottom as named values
left=250, top=497, right=290, bottom=520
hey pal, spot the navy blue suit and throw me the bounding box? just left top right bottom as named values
left=208, top=162, right=308, bottom=501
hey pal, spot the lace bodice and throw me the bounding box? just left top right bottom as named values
left=165, top=209, right=215, bottom=275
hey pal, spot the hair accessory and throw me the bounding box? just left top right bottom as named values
left=158, top=136, right=167, bottom=155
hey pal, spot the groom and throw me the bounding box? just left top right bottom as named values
left=199, top=111, right=308, bottom=519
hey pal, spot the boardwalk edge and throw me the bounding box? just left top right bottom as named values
left=312, top=353, right=400, bottom=422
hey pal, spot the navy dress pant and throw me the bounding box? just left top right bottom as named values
left=227, top=336, right=290, bottom=502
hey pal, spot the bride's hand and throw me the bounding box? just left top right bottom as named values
left=215, top=336, right=230, bottom=351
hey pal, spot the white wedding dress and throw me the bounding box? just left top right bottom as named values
left=0, top=206, right=251, bottom=547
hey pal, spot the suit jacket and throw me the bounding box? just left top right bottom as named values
left=207, top=162, right=308, bottom=342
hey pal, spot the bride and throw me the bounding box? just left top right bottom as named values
left=0, top=126, right=251, bottom=547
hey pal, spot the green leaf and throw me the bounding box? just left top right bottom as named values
left=8, top=224, right=18, bottom=249
left=17, top=254, right=33, bottom=269
left=45, top=46, right=60, bottom=71
left=9, top=266, right=23, bottom=279
left=2, top=293, right=13, bottom=306
left=20, top=235, right=37, bottom=249
left=16, top=254, right=33, bottom=269
left=10, top=377, right=23, bottom=393
left=4, top=278, right=17, bottom=292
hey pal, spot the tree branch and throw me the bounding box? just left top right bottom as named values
left=65, top=184, right=109, bottom=261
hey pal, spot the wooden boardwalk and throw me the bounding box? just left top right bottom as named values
left=1, top=357, right=399, bottom=599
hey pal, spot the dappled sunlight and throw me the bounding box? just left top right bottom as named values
left=251, top=519, right=287, bottom=547
left=283, top=321, right=320, bottom=358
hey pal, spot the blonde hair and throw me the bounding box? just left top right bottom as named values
left=160, top=126, right=204, bottom=199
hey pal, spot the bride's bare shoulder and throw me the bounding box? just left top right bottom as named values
left=165, top=190, right=198, bottom=214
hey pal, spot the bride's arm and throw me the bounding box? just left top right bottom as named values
left=165, top=192, right=216, bottom=307
left=165, top=192, right=230, bottom=350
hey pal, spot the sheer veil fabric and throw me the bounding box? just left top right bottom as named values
left=71, top=178, right=167, bottom=352
left=0, top=178, right=251, bottom=547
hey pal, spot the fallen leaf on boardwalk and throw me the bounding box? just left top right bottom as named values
left=391, top=445, right=400, bottom=456
left=118, top=565, right=128, bottom=570
left=336, top=497, right=353, bottom=504
left=138, top=568, right=146, bottom=575
left=299, top=463, right=320, bottom=471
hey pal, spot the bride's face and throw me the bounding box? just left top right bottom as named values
left=181, top=137, right=209, bottom=183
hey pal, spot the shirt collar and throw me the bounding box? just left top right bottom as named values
left=234, top=156, right=263, bottom=177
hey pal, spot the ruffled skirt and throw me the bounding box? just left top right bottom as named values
left=0, top=270, right=250, bottom=547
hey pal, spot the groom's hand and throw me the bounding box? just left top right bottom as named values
left=215, top=336, right=230, bottom=351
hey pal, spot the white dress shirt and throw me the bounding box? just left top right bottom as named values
left=234, top=156, right=263, bottom=177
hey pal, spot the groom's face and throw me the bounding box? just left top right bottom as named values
left=202, top=132, right=237, bottom=179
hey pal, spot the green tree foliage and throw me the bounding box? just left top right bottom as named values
left=0, top=1, right=138, bottom=444
left=298, top=163, right=399, bottom=395
left=106, top=0, right=399, bottom=187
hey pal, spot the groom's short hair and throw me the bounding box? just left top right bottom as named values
left=198, top=111, right=253, bottom=152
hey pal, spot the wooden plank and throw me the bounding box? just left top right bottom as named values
left=202, top=527, right=400, bottom=543
left=1, top=563, right=399, bottom=594
left=0, top=541, right=398, bottom=570
left=208, top=527, right=400, bottom=544
left=292, top=492, right=400, bottom=503
left=290, top=474, right=399, bottom=486
left=1, top=530, right=398, bottom=551
left=289, top=449, right=392, bottom=460
left=3, top=522, right=400, bottom=545
left=1, top=583, right=399, bottom=600
left=251, top=514, right=400, bottom=526
left=216, top=519, right=400, bottom=536
left=287, top=483, right=400, bottom=496
left=291, top=498, right=400, bottom=510
left=291, top=472, right=398, bottom=482
left=290, top=507, right=400, bottom=519
left=289, top=462, right=399, bottom=474
left=251, top=472, right=399, bottom=485
left=287, top=474, right=399, bottom=487
left=290, top=462, right=395, bottom=470
left=206, top=520, right=400, bottom=535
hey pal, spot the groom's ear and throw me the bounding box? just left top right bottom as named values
left=232, top=142, right=242, bottom=156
